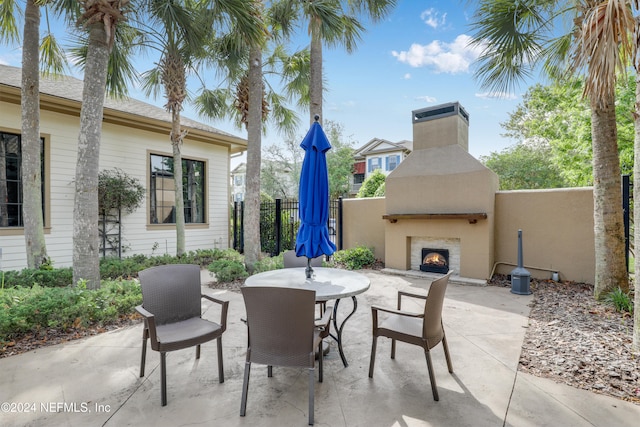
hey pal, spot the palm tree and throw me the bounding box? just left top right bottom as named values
left=470, top=0, right=631, bottom=300
left=136, top=0, right=265, bottom=257
left=631, top=0, right=640, bottom=354
left=73, top=0, right=131, bottom=289
left=0, top=0, right=69, bottom=268
left=138, top=0, right=211, bottom=256
left=280, top=0, right=396, bottom=125
left=196, top=4, right=308, bottom=272
left=21, top=1, right=49, bottom=269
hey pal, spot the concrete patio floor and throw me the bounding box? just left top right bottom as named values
left=1, top=270, right=638, bottom=426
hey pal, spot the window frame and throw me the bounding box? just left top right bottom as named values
left=386, top=154, right=400, bottom=171
left=0, top=128, right=50, bottom=236
left=367, top=156, right=381, bottom=173
left=147, top=151, right=208, bottom=227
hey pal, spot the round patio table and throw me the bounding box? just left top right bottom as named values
left=244, top=267, right=370, bottom=367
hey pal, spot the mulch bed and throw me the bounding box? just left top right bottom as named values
left=489, top=274, right=640, bottom=405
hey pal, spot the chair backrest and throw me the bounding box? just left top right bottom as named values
left=422, top=271, right=453, bottom=342
left=138, top=264, right=202, bottom=325
left=241, top=286, right=316, bottom=368
left=283, top=250, right=323, bottom=268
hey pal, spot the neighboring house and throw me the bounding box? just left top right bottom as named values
left=0, top=64, right=246, bottom=271
left=350, top=138, right=413, bottom=196
left=230, top=162, right=246, bottom=203
left=232, top=160, right=298, bottom=202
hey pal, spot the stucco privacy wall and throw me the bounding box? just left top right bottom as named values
left=0, top=95, right=232, bottom=271
left=341, top=187, right=597, bottom=284
left=493, top=188, right=595, bottom=284
left=341, top=197, right=386, bottom=262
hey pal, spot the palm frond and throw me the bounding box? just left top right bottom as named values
left=469, top=0, right=558, bottom=94
left=193, top=87, right=235, bottom=122
left=572, top=0, right=634, bottom=100
left=0, top=0, right=21, bottom=44
left=265, top=90, right=300, bottom=138
left=267, top=0, right=300, bottom=41
left=39, top=33, right=68, bottom=76
left=347, top=0, right=397, bottom=23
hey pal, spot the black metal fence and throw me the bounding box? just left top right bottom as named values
left=232, top=198, right=341, bottom=256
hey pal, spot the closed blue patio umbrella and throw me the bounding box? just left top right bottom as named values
left=295, top=116, right=336, bottom=278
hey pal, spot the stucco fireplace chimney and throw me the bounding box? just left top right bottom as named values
left=383, top=102, right=499, bottom=280
left=412, top=102, right=469, bottom=151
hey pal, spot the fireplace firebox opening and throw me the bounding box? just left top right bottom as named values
left=420, top=248, right=449, bottom=274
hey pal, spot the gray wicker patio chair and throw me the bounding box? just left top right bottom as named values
left=136, top=264, right=229, bottom=406
left=240, top=286, right=331, bottom=425
left=368, top=271, right=454, bottom=401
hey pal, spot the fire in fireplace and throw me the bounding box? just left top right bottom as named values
left=420, top=248, right=449, bottom=274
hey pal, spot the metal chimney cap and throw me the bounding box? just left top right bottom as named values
left=412, top=102, right=469, bottom=125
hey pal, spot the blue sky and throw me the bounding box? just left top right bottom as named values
left=0, top=1, right=539, bottom=163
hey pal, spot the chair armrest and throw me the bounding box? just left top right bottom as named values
left=370, top=304, right=423, bottom=331
left=397, top=290, right=427, bottom=310
left=315, top=306, right=332, bottom=330
left=202, top=294, right=230, bottom=332
left=135, top=305, right=158, bottom=344
left=371, top=305, right=424, bottom=318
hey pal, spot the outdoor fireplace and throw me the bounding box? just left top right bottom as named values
left=420, top=248, right=449, bottom=274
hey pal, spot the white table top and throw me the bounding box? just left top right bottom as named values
left=244, top=267, right=370, bottom=301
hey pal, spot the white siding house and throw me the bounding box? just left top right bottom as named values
left=0, top=65, right=246, bottom=271
left=230, top=162, right=246, bottom=203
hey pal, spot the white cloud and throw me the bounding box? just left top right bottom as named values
left=420, top=9, right=447, bottom=29
left=391, top=34, right=483, bottom=74
left=415, top=95, right=437, bottom=103
left=403, top=73, right=411, bottom=80
left=475, top=91, right=518, bottom=100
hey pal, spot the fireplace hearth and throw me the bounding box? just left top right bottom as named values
left=420, top=248, right=449, bottom=274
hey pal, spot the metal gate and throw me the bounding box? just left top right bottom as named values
left=232, top=198, right=342, bottom=256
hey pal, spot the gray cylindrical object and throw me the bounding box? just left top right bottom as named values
left=511, top=229, right=531, bottom=295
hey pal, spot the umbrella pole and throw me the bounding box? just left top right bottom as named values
left=306, top=258, right=314, bottom=279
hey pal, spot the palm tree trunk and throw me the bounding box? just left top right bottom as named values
left=22, top=0, right=48, bottom=268
left=309, top=16, right=322, bottom=125
left=591, top=92, right=629, bottom=299
left=171, top=107, right=186, bottom=256
left=244, top=45, right=263, bottom=272
left=632, top=66, right=640, bottom=354
left=73, top=21, right=110, bottom=290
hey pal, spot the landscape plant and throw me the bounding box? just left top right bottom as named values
left=332, top=245, right=375, bottom=270
left=606, top=287, right=634, bottom=314
left=356, top=170, right=386, bottom=198
left=0, top=280, right=142, bottom=344
left=207, top=259, right=248, bottom=283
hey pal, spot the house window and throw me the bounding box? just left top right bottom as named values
left=368, top=157, right=381, bottom=173
left=386, top=155, right=400, bottom=171
left=0, top=131, right=45, bottom=228
left=234, top=192, right=243, bottom=202
left=234, top=174, right=244, bottom=186
left=353, top=173, right=365, bottom=184
left=149, top=153, right=206, bottom=224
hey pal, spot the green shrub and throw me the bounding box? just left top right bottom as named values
left=210, top=248, right=245, bottom=263
left=0, top=280, right=142, bottom=342
left=100, top=257, right=145, bottom=279
left=208, top=259, right=248, bottom=283
left=332, top=246, right=376, bottom=270
left=356, top=170, right=386, bottom=198
left=605, top=287, right=634, bottom=313
left=254, top=253, right=284, bottom=273
left=2, top=268, right=73, bottom=288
